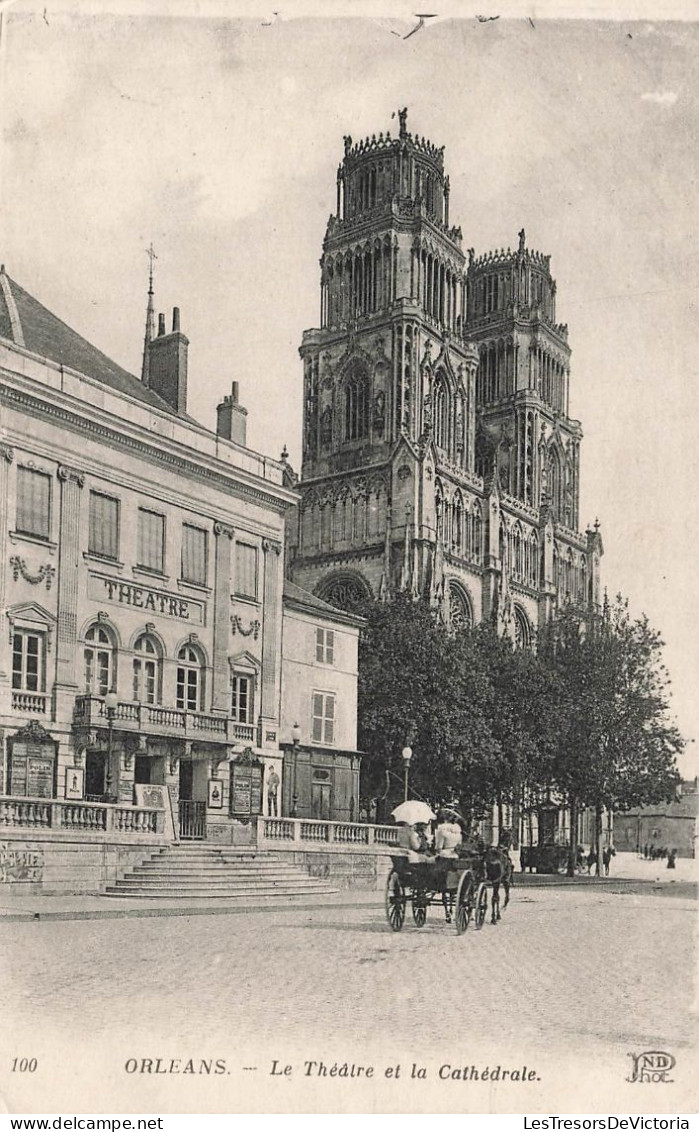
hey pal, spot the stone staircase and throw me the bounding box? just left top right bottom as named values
left=103, top=843, right=338, bottom=900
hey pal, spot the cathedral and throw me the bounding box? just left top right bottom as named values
left=286, top=109, right=603, bottom=640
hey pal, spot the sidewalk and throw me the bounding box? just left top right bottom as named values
left=0, top=854, right=694, bottom=923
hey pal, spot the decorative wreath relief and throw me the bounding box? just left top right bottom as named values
left=9, top=556, right=56, bottom=590
left=231, top=615, right=261, bottom=640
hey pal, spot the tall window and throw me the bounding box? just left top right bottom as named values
left=312, top=691, right=335, bottom=745
left=433, top=373, right=450, bottom=450
left=182, top=524, right=208, bottom=585
left=231, top=674, right=253, bottom=723
left=12, top=630, right=44, bottom=691
left=344, top=370, right=369, bottom=441
left=176, top=644, right=204, bottom=711
left=16, top=467, right=51, bottom=539
left=84, top=624, right=116, bottom=696
left=132, top=634, right=161, bottom=704
left=316, top=628, right=335, bottom=664
left=137, top=509, right=165, bottom=573
left=235, top=542, right=258, bottom=600
left=88, top=492, right=119, bottom=560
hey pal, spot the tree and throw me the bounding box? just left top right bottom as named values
left=469, top=623, right=559, bottom=847
left=357, top=594, right=496, bottom=818
left=539, top=595, right=683, bottom=875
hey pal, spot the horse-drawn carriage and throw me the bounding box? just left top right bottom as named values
left=384, top=845, right=512, bottom=934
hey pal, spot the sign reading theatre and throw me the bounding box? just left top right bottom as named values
left=89, top=573, right=205, bottom=625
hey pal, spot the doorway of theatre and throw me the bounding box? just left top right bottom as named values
left=178, top=758, right=206, bottom=839
left=85, top=748, right=107, bottom=802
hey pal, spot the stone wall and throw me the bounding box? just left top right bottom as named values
left=266, top=848, right=393, bottom=890
left=0, top=829, right=169, bottom=896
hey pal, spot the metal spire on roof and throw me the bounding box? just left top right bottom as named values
left=140, top=242, right=157, bottom=385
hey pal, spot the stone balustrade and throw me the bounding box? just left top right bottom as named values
left=73, top=695, right=256, bottom=745
left=0, top=795, right=163, bottom=835
left=257, top=816, right=401, bottom=853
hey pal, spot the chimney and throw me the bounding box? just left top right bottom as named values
left=216, top=382, right=248, bottom=446
left=147, top=306, right=189, bottom=414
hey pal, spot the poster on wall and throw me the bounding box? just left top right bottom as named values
left=64, top=767, right=84, bottom=800
left=8, top=724, right=57, bottom=799
left=207, top=779, right=223, bottom=809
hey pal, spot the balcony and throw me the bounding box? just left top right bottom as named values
left=11, top=691, right=48, bottom=715
left=73, top=696, right=256, bottom=746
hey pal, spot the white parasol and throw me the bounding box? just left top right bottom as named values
left=391, top=800, right=436, bottom=826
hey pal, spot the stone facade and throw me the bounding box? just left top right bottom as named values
left=279, top=582, right=363, bottom=820
left=286, top=110, right=604, bottom=635
left=0, top=266, right=306, bottom=846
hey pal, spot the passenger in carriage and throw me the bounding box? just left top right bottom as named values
left=400, top=822, right=431, bottom=863
left=435, top=812, right=463, bottom=859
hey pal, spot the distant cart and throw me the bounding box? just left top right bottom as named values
left=520, top=843, right=569, bottom=874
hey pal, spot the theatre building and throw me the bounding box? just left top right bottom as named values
left=0, top=263, right=316, bottom=849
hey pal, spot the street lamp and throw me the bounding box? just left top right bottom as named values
left=291, top=722, right=301, bottom=817
left=104, top=691, right=118, bottom=801
left=401, top=745, right=412, bottom=803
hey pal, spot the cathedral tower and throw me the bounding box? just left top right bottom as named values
left=287, top=111, right=602, bottom=639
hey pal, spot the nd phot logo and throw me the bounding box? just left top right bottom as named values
left=627, top=1050, right=675, bottom=1083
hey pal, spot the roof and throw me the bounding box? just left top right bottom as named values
left=283, top=579, right=365, bottom=628
left=0, top=267, right=180, bottom=416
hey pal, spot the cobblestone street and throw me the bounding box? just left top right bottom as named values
left=1, top=885, right=695, bottom=1114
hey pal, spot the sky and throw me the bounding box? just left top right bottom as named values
left=1, top=5, right=697, bottom=773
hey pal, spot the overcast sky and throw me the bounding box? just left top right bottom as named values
left=1, top=6, right=697, bottom=773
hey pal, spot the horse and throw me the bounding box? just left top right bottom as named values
left=482, top=846, right=513, bottom=924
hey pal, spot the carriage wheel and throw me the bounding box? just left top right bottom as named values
left=385, top=870, right=406, bottom=932
left=412, top=894, right=427, bottom=927
left=475, top=883, right=488, bottom=930
left=455, top=871, right=474, bottom=936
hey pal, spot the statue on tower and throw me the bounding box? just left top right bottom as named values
left=398, top=107, right=408, bottom=139
left=518, top=228, right=526, bottom=254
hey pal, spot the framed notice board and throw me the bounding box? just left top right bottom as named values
left=8, top=721, right=57, bottom=799
left=229, top=753, right=263, bottom=817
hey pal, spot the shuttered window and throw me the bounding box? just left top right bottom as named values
left=315, top=628, right=335, bottom=664
left=16, top=467, right=51, bottom=539
left=312, top=692, right=335, bottom=745
left=182, top=524, right=208, bottom=585
left=137, top=509, right=165, bottom=573
left=88, top=492, right=119, bottom=559
left=232, top=675, right=253, bottom=723
left=235, top=542, right=258, bottom=599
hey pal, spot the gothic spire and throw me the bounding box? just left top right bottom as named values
left=140, top=242, right=157, bottom=386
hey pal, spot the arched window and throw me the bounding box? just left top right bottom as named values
left=513, top=606, right=531, bottom=649
left=435, top=483, right=444, bottom=541
left=177, top=643, right=204, bottom=712
left=472, top=502, right=483, bottom=564
left=84, top=623, right=116, bottom=696
left=448, top=582, right=473, bottom=630
left=453, top=493, right=463, bottom=554
left=316, top=572, right=371, bottom=612
left=529, top=532, right=539, bottom=587
left=433, top=372, right=450, bottom=451
left=132, top=634, right=162, bottom=705
left=344, top=368, right=369, bottom=441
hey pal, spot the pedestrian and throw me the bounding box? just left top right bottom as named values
left=603, top=845, right=615, bottom=876
left=667, top=848, right=677, bottom=869
left=643, top=843, right=649, bottom=859
left=267, top=765, right=280, bottom=817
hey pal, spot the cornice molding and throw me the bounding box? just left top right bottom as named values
left=1, top=383, right=293, bottom=514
